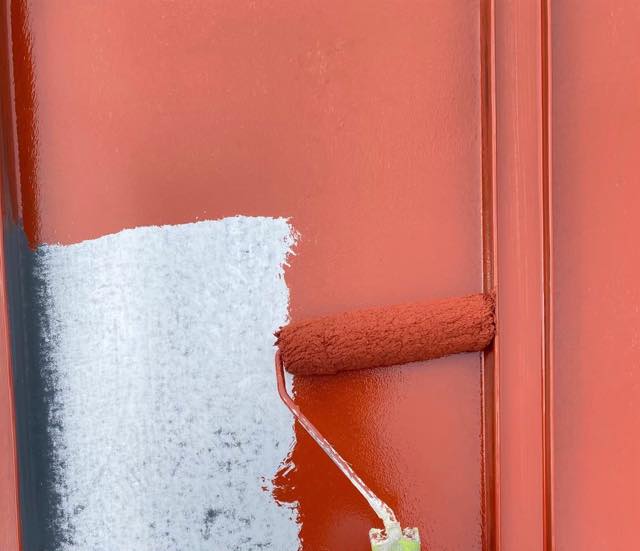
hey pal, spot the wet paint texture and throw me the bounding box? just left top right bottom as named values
left=31, top=217, right=299, bottom=550
left=4, top=2, right=484, bottom=550
left=277, top=292, right=495, bottom=376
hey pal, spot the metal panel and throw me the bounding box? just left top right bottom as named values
left=0, top=2, right=490, bottom=549
left=493, top=2, right=550, bottom=550
left=552, top=2, right=640, bottom=550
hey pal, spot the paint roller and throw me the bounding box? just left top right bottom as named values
left=274, top=291, right=496, bottom=551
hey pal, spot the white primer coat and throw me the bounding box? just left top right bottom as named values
left=34, top=216, right=299, bottom=550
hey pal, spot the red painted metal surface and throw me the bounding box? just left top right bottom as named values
left=552, top=3, right=640, bottom=550
left=478, top=1, right=498, bottom=549
left=0, top=2, right=491, bottom=550
left=14, top=2, right=640, bottom=550
left=492, top=1, right=552, bottom=550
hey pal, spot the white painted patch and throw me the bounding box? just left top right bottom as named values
left=34, top=216, right=299, bottom=550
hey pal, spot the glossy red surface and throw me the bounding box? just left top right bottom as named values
left=552, top=3, right=640, bottom=549
left=1, top=2, right=488, bottom=550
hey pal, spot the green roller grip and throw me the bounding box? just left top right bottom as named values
left=370, top=537, right=420, bottom=551
left=369, top=525, right=421, bottom=551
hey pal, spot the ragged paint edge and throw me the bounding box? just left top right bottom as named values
left=31, top=215, right=301, bottom=550
left=38, top=215, right=302, bottom=253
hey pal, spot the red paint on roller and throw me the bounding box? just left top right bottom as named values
left=276, top=292, right=495, bottom=376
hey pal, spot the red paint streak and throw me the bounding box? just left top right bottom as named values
left=7, top=0, right=35, bottom=234
left=3, top=2, right=487, bottom=549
